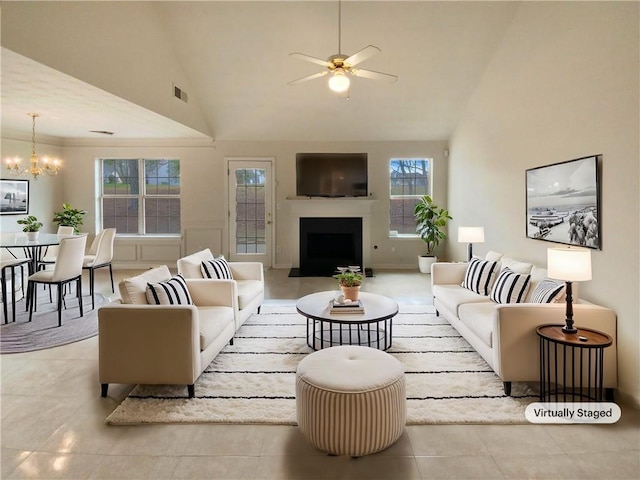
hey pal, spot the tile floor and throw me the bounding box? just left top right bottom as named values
left=1, top=268, right=638, bottom=479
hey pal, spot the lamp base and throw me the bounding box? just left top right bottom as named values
left=562, top=281, right=577, bottom=334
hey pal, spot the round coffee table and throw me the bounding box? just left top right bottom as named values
left=296, top=291, right=399, bottom=351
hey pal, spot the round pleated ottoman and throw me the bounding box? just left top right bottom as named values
left=295, top=345, right=406, bottom=457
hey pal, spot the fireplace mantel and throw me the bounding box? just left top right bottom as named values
left=286, top=198, right=376, bottom=269
left=285, top=197, right=376, bottom=217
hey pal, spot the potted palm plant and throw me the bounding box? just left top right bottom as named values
left=414, top=195, right=452, bottom=273
left=17, top=215, right=44, bottom=241
left=52, top=203, right=87, bottom=234
left=333, top=266, right=364, bottom=301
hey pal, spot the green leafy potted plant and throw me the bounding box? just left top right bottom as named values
left=52, top=203, right=87, bottom=234
left=414, top=195, right=452, bottom=273
left=17, top=215, right=44, bottom=241
left=333, top=266, right=364, bottom=301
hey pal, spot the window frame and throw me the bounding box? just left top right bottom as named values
left=99, top=158, right=182, bottom=236
left=389, top=158, right=432, bottom=237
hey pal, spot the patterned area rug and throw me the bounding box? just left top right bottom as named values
left=105, top=304, right=537, bottom=425
left=0, top=292, right=107, bottom=354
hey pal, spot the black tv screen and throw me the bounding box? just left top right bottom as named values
left=296, top=153, right=368, bottom=197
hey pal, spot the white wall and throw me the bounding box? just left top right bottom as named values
left=216, top=140, right=449, bottom=268
left=52, top=139, right=448, bottom=268
left=448, top=2, right=639, bottom=403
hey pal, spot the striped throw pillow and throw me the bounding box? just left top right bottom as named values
left=201, top=257, right=233, bottom=280
left=490, top=268, right=531, bottom=304
left=146, top=274, right=193, bottom=305
left=461, top=257, right=499, bottom=295
left=531, top=279, right=566, bottom=303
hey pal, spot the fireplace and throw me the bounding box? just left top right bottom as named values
left=299, top=217, right=363, bottom=276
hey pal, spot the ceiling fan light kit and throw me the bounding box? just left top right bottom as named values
left=328, top=69, right=350, bottom=92
left=288, top=1, right=397, bottom=95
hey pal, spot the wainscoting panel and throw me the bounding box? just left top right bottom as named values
left=113, top=243, right=138, bottom=262
left=140, top=243, right=182, bottom=261
left=113, top=238, right=182, bottom=268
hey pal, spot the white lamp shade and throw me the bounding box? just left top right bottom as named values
left=458, top=227, right=485, bottom=243
left=547, top=247, right=592, bottom=282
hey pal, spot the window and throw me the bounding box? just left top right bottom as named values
left=389, top=158, right=431, bottom=235
left=100, top=158, right=181, bottom=234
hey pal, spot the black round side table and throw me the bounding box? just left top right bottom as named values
left=536, top=324, right=612, bottom=402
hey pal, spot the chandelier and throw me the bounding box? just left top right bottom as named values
left=5, top=113, right=61, bottom=180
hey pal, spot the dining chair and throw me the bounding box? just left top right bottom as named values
left=37, top=226, right=75, bottom=271
left=27, top=234, right=87, bottom=327
left=82, top=228, right=116, bottom=309
left=1, top=255, right=30, bottom=324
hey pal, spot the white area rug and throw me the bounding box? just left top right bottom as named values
left=105, top=304, right=537, bottom=425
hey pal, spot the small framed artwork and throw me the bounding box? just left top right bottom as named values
left=0, top=179, right=30, bottom=215
left=526, top=155, right=601, bottom=249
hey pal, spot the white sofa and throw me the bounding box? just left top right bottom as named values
left=177, top=249, right=264, bottom=330
left=98, top=265, right=236, bottom=398
left=431, top=253, right=617, bottom=397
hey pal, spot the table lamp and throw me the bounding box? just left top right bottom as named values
left=458, top=227, right=485, bottom=261
left=547, top=246, right=592, bottom=334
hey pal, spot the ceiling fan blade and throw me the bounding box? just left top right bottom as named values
left=289, top=52, right=332, bottom=68
left=351, top=68, right=398, bottom=83
left=344, top=45, right=380, bottom=67
left=287, top=71, right=328, bottom=86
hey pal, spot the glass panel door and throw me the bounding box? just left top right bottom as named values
left=228, top=159, right=273, bottom=266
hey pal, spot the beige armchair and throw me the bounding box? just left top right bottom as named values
left=177, top=249, right=264, bottom=329
left=98, top=265, right=236, bottom=398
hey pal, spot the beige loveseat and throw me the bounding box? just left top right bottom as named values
left=431, top=252, right=617, bottom=397
left=177, top=249, right=264, bottom=329
left=98, top=265, right=236, bottom=398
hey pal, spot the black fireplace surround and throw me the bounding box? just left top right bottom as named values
left=298, top=217, right=363, bottom=276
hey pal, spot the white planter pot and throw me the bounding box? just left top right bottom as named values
left=418, top=255, right=437, bottom=274
left=25, top=231, right=40, bottom=241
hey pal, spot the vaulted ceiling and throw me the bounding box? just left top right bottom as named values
left=1, top=1, right=521, bottom=143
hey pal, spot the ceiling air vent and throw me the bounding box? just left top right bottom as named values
left=173, top=84, right=188, bottom=103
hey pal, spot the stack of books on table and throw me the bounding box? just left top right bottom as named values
left=329, top=299, right=365, bottom=314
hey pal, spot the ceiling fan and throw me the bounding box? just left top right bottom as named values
left=287, top=1, right=398, bottom=94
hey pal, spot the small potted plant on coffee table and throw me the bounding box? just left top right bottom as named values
left=17, top=215, right=44, bottom=241
left=333, top=266, right=364, bottom=301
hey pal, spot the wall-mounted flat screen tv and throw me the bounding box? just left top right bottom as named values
left=296, top=152, right=368, bottom=197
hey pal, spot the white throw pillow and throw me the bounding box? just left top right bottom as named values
left=500, top=257, right=533, bottom=275
left=146, top=274, right=193, bottom=305
left=531, top=279, right=566, bottom=303
left=201, top=257, right=233, bottom=280
left=461, top=257, right=499, bottom=296
left=490, top=268, right=531, bottom=304
left=485, top=251, right=503, bottom=262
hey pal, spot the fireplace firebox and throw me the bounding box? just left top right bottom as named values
left=299, top=217, right=363, bottom=276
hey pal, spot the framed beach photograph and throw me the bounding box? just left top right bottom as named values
left=526, top=155, right=601, bottom=249
left=0, top=179, right=29, bottom=215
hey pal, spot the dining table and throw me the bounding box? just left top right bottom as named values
left=0, top=232, right=75, bottom=275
